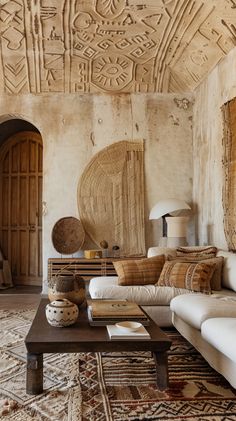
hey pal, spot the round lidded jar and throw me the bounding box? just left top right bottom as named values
left=45, top=299, right=79, bottom=327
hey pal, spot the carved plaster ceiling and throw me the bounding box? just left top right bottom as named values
left=0, top=0, right=236, bottom=94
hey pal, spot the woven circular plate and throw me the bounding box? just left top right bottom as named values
left=52, top=217, right=85, bottom=254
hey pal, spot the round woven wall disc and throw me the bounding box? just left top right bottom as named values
left=52, top=217, right=85, bottom=254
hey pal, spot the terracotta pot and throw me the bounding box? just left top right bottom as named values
left=45, top=299, right=79, bottom=327
left=48, top=274, right=86, bottom=306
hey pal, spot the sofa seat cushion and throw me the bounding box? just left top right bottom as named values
left=170, top=292, right=236, bottom=330
left=201, top=318, right=236, bottom=363
left=89, top=276, right=193, bottom=306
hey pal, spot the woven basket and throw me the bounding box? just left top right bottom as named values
left=52, top=216, right=85, bottom=254
left=48, top=274, right=86, bottom=306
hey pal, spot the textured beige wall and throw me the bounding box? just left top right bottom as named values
left=193, top=47, right=236, bottom=248
left=0, top=93, right=193, bottom=292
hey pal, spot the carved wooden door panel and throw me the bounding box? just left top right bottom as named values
left=0, top=131, right=43, bottom=285
left=222, top=97, right=236, bottom=250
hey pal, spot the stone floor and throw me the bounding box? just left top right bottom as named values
left=0, top=290, right=41, bottom=310
left=0, top=285, right=41, bottom=294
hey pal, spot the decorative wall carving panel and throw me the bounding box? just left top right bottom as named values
left=222, top=97, right=236, bottom=250
left=0, top=0, right=236, bottom=94
left=77, top=140, right=145, bottom=257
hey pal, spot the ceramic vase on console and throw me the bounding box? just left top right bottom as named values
left=45, top=299, right=79, bottom=327
left=48, top=274, right=86, bottom=306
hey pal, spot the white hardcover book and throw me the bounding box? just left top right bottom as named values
left=106, top=324, right=151, bottom=340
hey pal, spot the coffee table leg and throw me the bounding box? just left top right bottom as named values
left=153, top=351, right=169, bottom=391
left=26, top=353, right=43, bottom=395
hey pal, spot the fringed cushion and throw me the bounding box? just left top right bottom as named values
left=167, top=255, right=224, bottom=291
left=158, top=260, right=216, bottom=294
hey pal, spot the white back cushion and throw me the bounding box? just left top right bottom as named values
left=217, top=250, right=236, bottom=291
left=147, top=247, right=177, bottom=258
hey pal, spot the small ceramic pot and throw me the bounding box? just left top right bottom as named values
left=45, top=299, right=79, bottom=327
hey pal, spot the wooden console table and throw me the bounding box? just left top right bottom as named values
left=48, top=256, right=144, bottom=281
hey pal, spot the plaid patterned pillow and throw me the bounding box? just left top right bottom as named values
left=157, top=260, right=216, bottom=294
left=113, top=255, right=165, bottom=286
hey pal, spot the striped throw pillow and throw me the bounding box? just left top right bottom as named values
left=176, top=246, right=217, bottom=259
left=157, top=260, right=215, bottom=294
left=113, top=255, right=165, bottom=286
left=167, top=255, right=224, bottom=291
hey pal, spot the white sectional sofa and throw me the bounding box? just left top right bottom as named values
left=89, top=247, right=235, bottom=326
left=171, top=249, right=236, bottom=388
left=89, top=247, right=191, bottom=326
left=89, top=247, right=236, bottom=388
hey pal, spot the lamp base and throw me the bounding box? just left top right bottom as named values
left=158, top=237, right=168, bottom=247
left=167, top=237, right=188, bottom=247
left=165, top=216, right=189, bottom=237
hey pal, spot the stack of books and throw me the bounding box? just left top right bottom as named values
left=87, top=299, right=150, bottom=326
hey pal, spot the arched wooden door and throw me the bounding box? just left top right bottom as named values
left=0, top=131, right=43, bottom=285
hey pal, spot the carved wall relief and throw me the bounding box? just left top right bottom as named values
left=77, top=140, right=145, bottom=257
left=222, top=97, right=236, bottom=250
left=0, top=1, right=236, bottom=94
left=1, top=0, right=29, bottom=93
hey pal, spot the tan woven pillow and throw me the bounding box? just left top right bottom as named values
left=167, top=255, right=224, bottom=291
left=176, top=246, right=217, bottom=259
left=157, top=260, right=215, bottom=294
left=114, top=255, right=165, bottom=286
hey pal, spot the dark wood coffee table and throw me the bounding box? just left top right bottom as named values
left=25, top=298, right=172, bottom=395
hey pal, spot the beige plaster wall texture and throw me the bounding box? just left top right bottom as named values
left=1, top=0, right=236, bottom=290
left=0, top=92, right=193, bottom=292
left=193, top=47, right=236, bottom=249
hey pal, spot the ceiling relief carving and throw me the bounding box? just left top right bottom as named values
left=0, top=0, right=236, bottom=94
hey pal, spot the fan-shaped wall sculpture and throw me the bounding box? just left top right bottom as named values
left=78, top=140, right=145, bottom=256
left=52, top=217, right=85, bottom=254
left=222, top=97, right=236, bottom=250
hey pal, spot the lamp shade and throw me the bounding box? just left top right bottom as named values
left=149, top=198, right=190, bottom=220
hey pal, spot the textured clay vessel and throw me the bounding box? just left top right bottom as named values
left=45, top=299, right=79, bottom=327
left=48, top=274, right=86, bottom=306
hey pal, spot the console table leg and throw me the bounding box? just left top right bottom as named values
left=153, top=351, right=169, bottom=390
left=26, top=353, right=43, bottom=395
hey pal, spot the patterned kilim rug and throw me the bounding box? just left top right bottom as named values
left=1, top=307, right=236, bottom=421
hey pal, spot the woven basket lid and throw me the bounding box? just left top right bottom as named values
left=52, top=216, right=85, bottom=254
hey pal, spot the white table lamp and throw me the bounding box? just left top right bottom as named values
left=149, top=198, right=191, bottom=246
